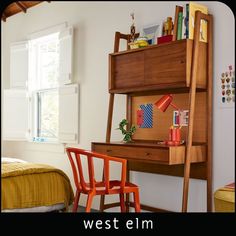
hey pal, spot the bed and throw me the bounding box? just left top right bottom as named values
left=1, top=157, right=74, bottom=212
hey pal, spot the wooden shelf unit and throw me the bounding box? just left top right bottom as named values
left=92, top=11, right=213, bottom=212
left=109, top=39, right=207, bottom=94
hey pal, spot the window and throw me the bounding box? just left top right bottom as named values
left=30, top=33, right=59, bottom=142
left=3, top=25, right=79, bottom=144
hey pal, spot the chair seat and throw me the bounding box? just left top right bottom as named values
left=86, top=180, right=139, bottom=195
left=214, top=186, right=235, bottom=212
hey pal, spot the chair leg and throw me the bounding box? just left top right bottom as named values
left=119, top=193, right=126, bottom=212
left=85, top=193, right=94, bottom=212
left=100, top=195, right=105, bottom=212
left=72, top=190, right=80, bottom=212
left=133, top=189, right=141, bottom=213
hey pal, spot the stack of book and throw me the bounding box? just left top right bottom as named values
left=173, top=2, right=208, bottom=42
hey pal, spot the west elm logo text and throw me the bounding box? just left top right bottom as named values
left=83, top=217, right=154, bottom=230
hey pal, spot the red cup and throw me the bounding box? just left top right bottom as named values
left=171, top=127, right=181, bottom=142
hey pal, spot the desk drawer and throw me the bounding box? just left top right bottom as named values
left=92, top=143, right=206, bottom=165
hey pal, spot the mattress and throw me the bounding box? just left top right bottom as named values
left=1, top=157, right=74, bottom=212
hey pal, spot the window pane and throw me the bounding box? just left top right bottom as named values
left=39, top=39, right=59, bottom=89
left=39, top=90, right=58, bottom=139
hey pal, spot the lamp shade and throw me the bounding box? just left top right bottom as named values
left=154, top=94, right=173, bottom=112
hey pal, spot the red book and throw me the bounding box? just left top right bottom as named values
left=157, top=35, right=173, bottom=44
left=224, top=182, right=235, bottom=189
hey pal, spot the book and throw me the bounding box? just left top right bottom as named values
left=184, top=4, right=189, bottom=39
left=157, top=35, right=173, bottom=44
left=188, top=2, right=208, bottom=42
left=173, top=5, right=183, bottom=41
left=177, top=11, right=183, bottom=40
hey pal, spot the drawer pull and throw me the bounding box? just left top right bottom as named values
left=106, top=149, right=112, bottom=153
left=146, top=152, right=150, bottom=156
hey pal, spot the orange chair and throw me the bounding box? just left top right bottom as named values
left=66, top=147, right=141, bottom=212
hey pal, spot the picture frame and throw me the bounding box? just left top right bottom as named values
left=142, top=24, right=161, bottom=45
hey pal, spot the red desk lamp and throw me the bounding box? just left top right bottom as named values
left=154, top=94, right=179, bottom=112
left=155, top=94, right=182, bottom=145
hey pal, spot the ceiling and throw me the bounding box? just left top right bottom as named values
left=2, top=1, right=50, bottom=22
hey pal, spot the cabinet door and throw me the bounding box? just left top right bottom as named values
left=111, top=52, right=144, bottom=90
left=144, top=41, right=187, bottom=86
left=10, top=41, right=29, bottom=89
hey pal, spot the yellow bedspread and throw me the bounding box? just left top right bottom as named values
left=1, top=162, right=74, bottom=211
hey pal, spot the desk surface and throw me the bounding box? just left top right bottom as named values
left=91, top=141, right=207, bottom=180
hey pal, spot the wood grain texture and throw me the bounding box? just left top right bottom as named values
left=109, top=39, right=207, bottom=94
left=206, top=14, right=213, bottom=212
left=2, top=1, right=44, bottom=21
left=92, top=142, right=206, bottom=165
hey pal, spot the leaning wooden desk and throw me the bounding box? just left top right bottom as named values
left=92, top=141, right=207, bottom=212
left=92, top=12, right=212, bottom=212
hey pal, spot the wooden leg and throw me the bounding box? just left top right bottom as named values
left=119, top=194, right=126, bottom=212
left=85, top=194, right=94, bottom=212
left=133, top=189, right=141, bottom=212
left=126, top=162, right=130, bottom=212
left=182, top=11, right=204, bottom=213
left=72, top=190, right=80, bottom=212
left=182, top=159, right=191, bottom=212
left=207, top=174, right=212, bottom=212
left=207, top=15, right=213, bottom=212
left=100, top=195, right=105, bottom=212
left=106, top=93, right=114, bottom=143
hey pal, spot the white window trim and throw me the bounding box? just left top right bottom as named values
left=29, top=22, right=68, bottom=40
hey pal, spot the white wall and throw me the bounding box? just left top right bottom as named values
left=1, top=1, right=235, bottom=212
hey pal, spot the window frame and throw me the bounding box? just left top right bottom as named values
left=4, top=23, right=78, bottom=144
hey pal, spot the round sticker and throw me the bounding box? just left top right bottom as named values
left=232, top=83, right=235, bottom=88
left=221, top=78, right=225, bottom=83
left=226, top=89, right=231, bottom=96
left=222, top=85, right=225, bottom=89
left=222, top=90, right=225, bottom=96
left=226, top=78, right=230, bottom=83
left=222, top=97, right=226, bottom=103
left=226, top=97, right=231, bottom=102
